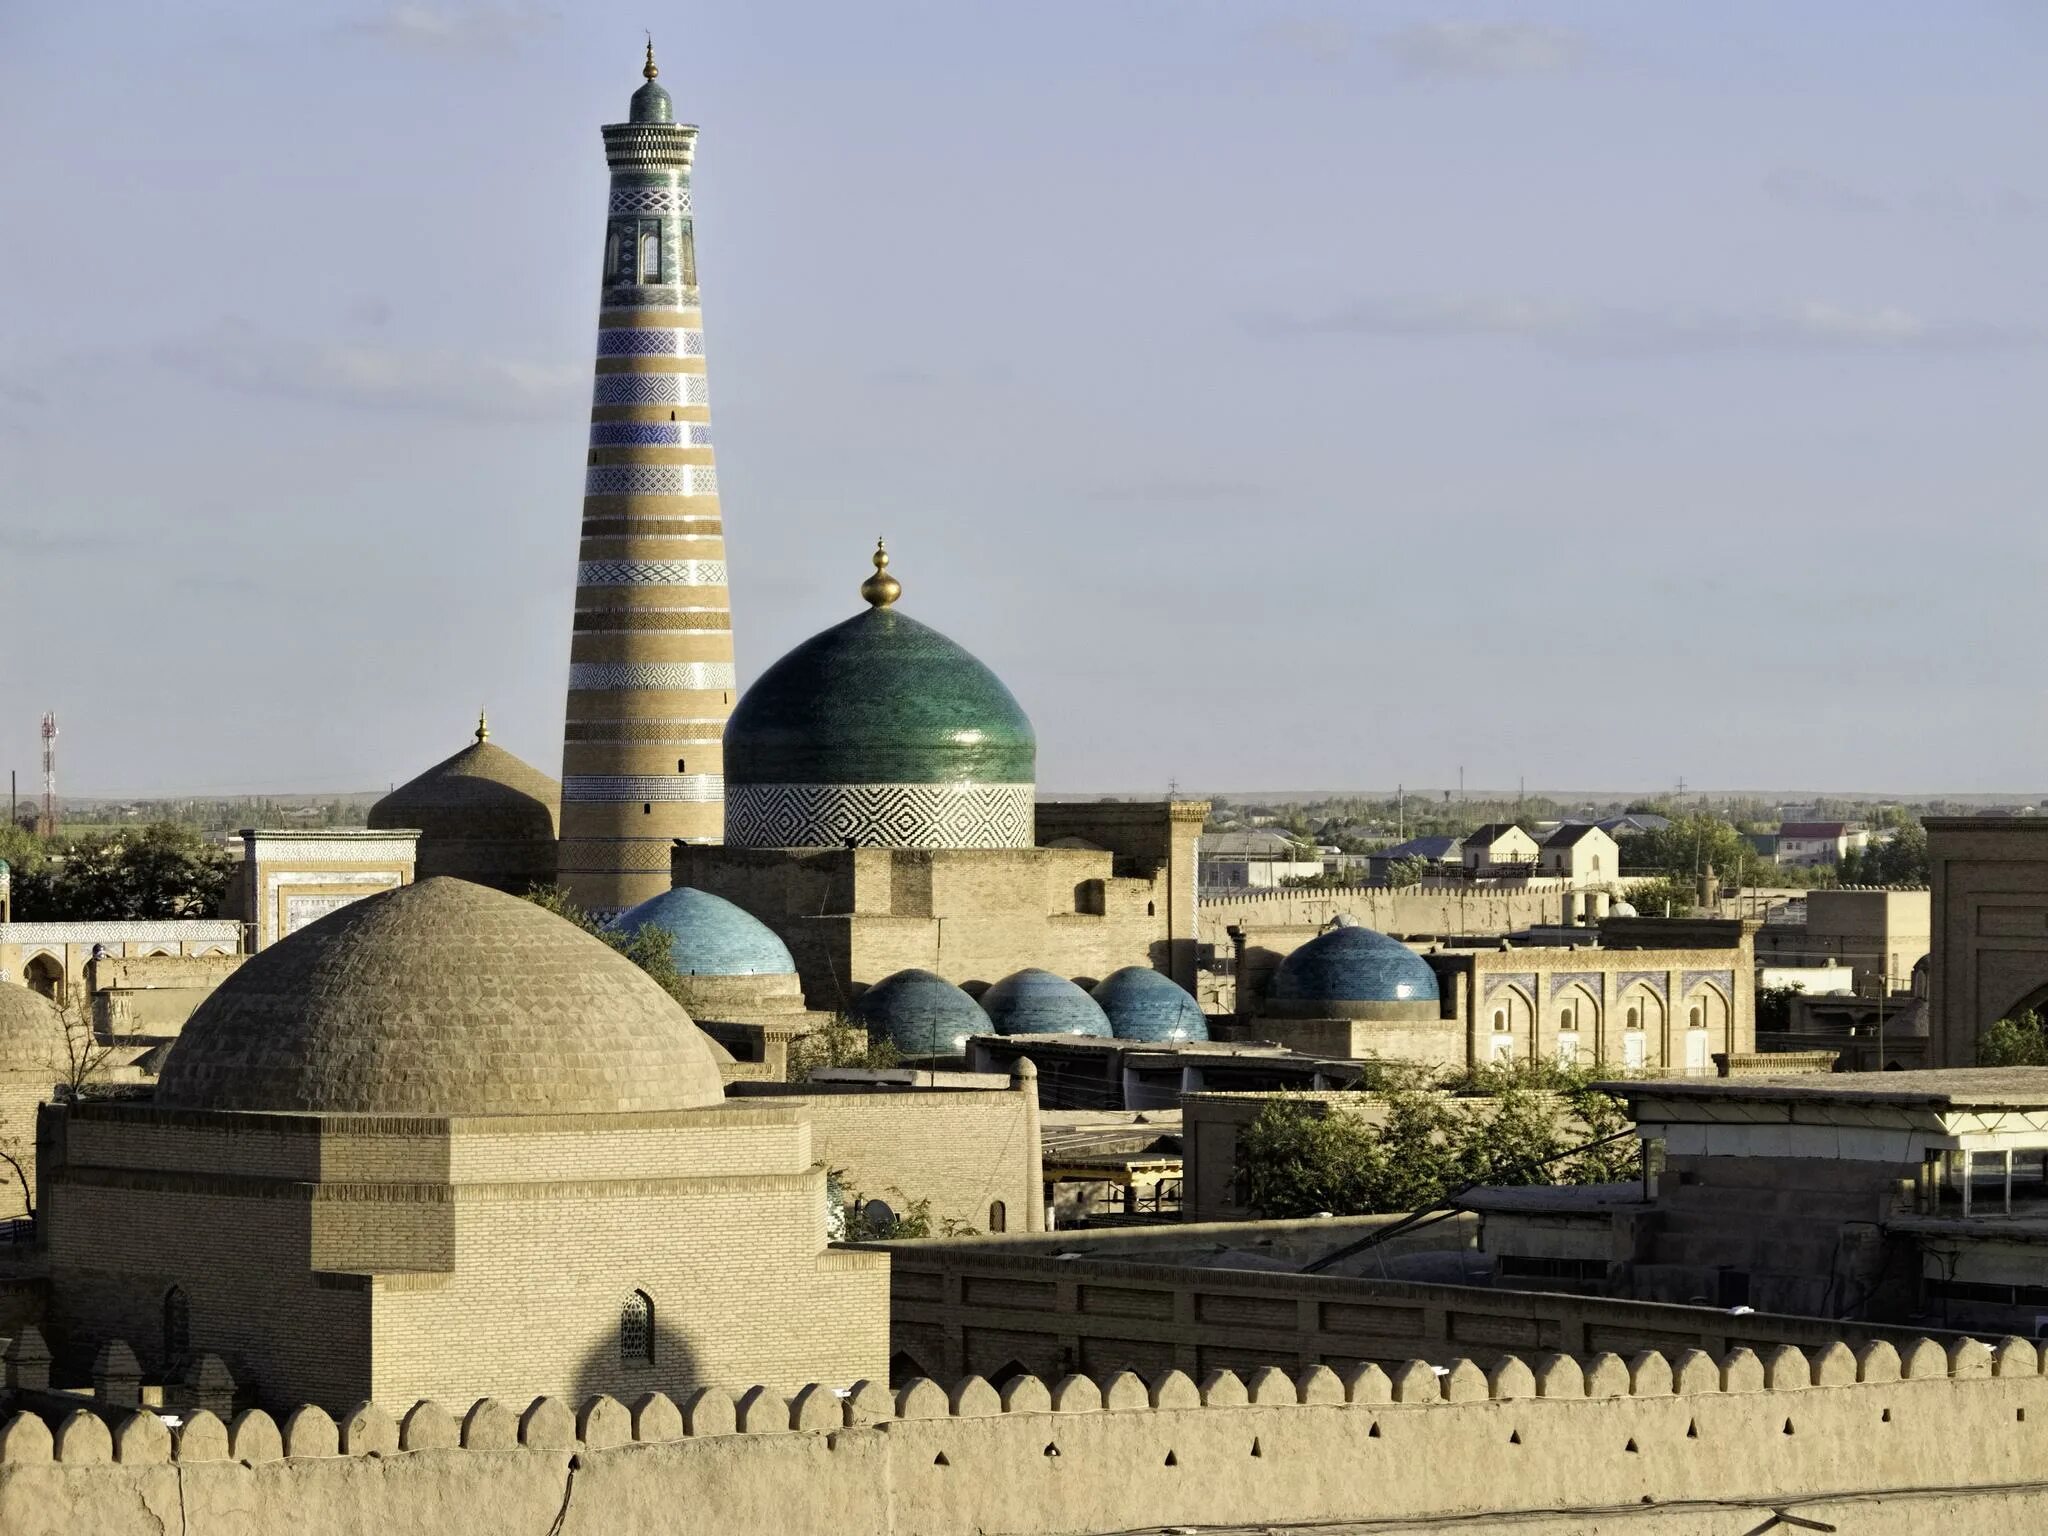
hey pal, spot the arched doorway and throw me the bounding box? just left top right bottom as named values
left=1616, top=984, right=1665, bottom=1072
left=1553, top=985, right=1598, bottom=1068
left=22, top=954, right=62, bottom=1005
left=1483, top=984, right=1534, bottom=1065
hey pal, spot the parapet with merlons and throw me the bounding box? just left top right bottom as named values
left=1, top=1337, right=2044, bottom=1534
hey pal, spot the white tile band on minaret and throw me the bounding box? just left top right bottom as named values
left=557, top=49, right=738, bottom=911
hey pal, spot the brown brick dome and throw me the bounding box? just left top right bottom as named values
left=154, top=878, right=725, bottom=1116
left=367, top=717, right=560, bottom=893
left=0, top=984, right=64, bottom=1076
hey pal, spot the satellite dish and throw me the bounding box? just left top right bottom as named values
left=861, top=1198, right=896, bottom=1230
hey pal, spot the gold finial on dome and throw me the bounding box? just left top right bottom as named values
left=643, top=35, right=658, bottom=80
left=475, top=707, right=490, bottom=744
left=860, top=538, right=901, bottom=608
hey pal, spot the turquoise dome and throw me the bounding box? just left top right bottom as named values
left=980, top=968, right=1111, bottom=1038
left=1093, top=967, right=1208, bottom=1043
left=630, top=45, right=673, bottom=124
left=611, top=887, right=796, bottom=976
left=1270, top=925, right=1440, bottom=1007
left=723, top=545, right=1036, bottom=850
left=852, top=969, right=986, bottom=1057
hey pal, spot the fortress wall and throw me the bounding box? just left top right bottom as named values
left=1200, top=885, right=1574, bottom=945
left=4, top=1341, right=2048, bottom=1536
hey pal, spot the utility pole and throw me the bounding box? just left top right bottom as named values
left=39, top=713, right=57, bottom=836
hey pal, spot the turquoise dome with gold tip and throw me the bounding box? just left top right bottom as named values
left=722, top=542, right=1036, bottom=849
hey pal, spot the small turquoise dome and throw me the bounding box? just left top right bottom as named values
left=852, top=969, right=987, bottom=1057
left=629, top=44, right=673, bottom=124
left=1270, top=925, right=1440, bottom=1007
left=980, top=968, right=1111, bottom=1038
left=1093, top=967, right=1208, bottom=1043
left=611, top=887, right=795, bottom=976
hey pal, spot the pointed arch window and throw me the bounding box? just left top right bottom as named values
left=621, top=1290, right=654, bottom=1366
left=639, top=226, right=662, bottom=282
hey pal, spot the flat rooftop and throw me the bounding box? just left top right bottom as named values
left=1606, top=1067, right=2048, bottom=1112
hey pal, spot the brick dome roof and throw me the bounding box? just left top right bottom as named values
left=368, top=728, right=560, bottom=844
left=155, top=878, right=725, bottom=1116
left=0, top=984, right=64, bottom=1076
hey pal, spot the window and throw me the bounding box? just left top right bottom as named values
left=1689, top=1006, right=1703, bottom=1029
left=1592, top=855, right=1602, bottom=874
left=1146, top=901, right=1155, bottom=917
left=1560, top=1007, right=1577, bottom=1031
left=1627, top=1006, right=1640, bottom=1029
left=621, top=1291, right=654, bottom=1365
left=162, top=1286, right=190, bottom=1375
left=678, top=759, right=687, bottom=773
left=605, top=230, right=622, bottom=279
left=988, top=1201, right=1007, bottom=1233
left=1492, top=1009, right=1506, bottom=1030
left=640, top=227, right=662, bottom=282
left=643, top=803, right=652, bottom=815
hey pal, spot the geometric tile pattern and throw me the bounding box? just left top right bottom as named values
left=1547, top=971, right=1604, bottom=1001
left=575, top=560, right=727, bottom=587
left=1681, top=969, right=1735, bottom=999
left=591, top=372, right=710, bottom=406
left=1615, top=970, right=1669, bottom=1002
left=1482, top=972, right=1538, bottom=1004
left=584, top=464, right=718, bottom=496
left=568, top=662, right=739, bottom=690
left=596, top=327, right=705, bottom=356
left=609, top=186, right=691, bottom=214
left=561, top=88, right=732, bottom=911
left=588, top=421, right=714, bottom=446
left=724, top=781, right=1035, bottom=850
left=562, top=773, right=725, bottom=803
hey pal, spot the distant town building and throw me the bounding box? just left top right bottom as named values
left=1365, top=834, right=1463, bottom=884
left=1197, top=829, right=1323, bottom=890
left=1775, top=821, right=1869, bottom=867
left=1538, top=823, right=1618, bottom=884
left=1460, top=824, right=1541, bottom=879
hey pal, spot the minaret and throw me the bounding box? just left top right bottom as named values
left=557, top=43, right=735, bottom=914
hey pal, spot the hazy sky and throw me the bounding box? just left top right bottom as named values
left=3, top=3, right=2045, bottom=799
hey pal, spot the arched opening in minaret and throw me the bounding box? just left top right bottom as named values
left=639, top=228, right=662, bottom=282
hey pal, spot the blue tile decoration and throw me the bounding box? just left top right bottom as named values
left=1269, top=925, right=1441, bottom=1005
left=592, top=373, right=710, bottom=406
left=589, top=421, right=713, bottom=447
left=853, top=968, right=988, bottom=1057
left=1092, top=967, right=1208, bottom=1043
left=583, top=465, right=717, bottom=496
left=979, top=968, right=1112, bottom=1038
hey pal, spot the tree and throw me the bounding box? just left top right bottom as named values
left=9, top=823, right=233, bottom=920
left=1978, top=1010, right=2048, bottom=1067
left=1620, top=813, right=1753, bottom=882
left=1622, top=875, right=1698, bottom=918
left=1235, top=1067, right=1638, bottom=1219
left=523, top=884, right=692, bottom=1005
left=1839, top=822, right=1929, bottom=886
left=786, top=1018, right=901, bottom=1080
left=1381, top=855, right=1433, bottom=889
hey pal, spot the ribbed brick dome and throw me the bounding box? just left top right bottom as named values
left=155, top=878, right=725, bottom=1116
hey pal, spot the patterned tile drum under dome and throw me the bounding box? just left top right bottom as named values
left=722, top=544, right=1037, bottom=850
left=556, top=45, right=735, bottom=914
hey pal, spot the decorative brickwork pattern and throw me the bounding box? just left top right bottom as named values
left=568, top=663, right=738, bottom=691
left=583, top=464, right=717, bottom=496
left=725, top=782, right=1034, bottom=850
left=591, top=372, right=710, bottom=406
left=575, top=560, right=727, bottom=587
left=562, top=774, right=724, bottom=804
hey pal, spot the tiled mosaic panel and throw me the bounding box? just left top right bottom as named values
left=724, top=782, right=1035, bottom=850
left=597, top=328, right=705, bottom=357
left=562, top=773, right=725, bottom=803
left=610, top=186, right=692, bottom=214
left=563, top=718, right=728, bottom=743
left=568, top=662, right=739, bottom=690
left=576, top=559, right=727, bottom=586
left=584, top=465, right=717, bottom=496
left=592, top=373, right=711, bottom=406
left=589, top=422, right=714, bottom=446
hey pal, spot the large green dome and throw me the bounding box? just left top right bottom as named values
left=723, top=544, right=1036, bottom=849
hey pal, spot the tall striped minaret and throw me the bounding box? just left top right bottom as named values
left=557, top=44, right=734, bottom=914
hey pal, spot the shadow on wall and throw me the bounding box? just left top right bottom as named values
left=568, top=1290, right=704, bottom=1407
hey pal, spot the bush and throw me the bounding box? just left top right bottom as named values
left=1978, top=1011, right=2048, bottom=1066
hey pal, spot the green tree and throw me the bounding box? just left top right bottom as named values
left=1621, top=875, right=1698, bottom=918
left=1381, top=855, right=1433, bottom=888
left=1839, top=822, right=1929, bottom=885
left=786, top=1018, right=901, bottom=1079
left=523, top=883, right=692, bottom=1004
left=1620, top=813, right=1753, bottom=882
left=1978, top=1010, right=2048, bottom=1067
left=12, top=823, right=233, bottom=920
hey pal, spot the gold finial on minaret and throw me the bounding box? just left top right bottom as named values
left=644, top=36, right=658, bottom=79
left=860, top=538, right=901, bottom=608
left=475, top=707, right=490, bottom=743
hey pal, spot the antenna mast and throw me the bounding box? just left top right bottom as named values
left=39, top=712, right=57, bottom=836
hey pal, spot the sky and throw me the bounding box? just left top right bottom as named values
left=2, top=2, right=2045, bottom=799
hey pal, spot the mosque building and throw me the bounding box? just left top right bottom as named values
left=670, top=543, right=1210, bottom=1049
left=556, top=45, right=737, bottom=915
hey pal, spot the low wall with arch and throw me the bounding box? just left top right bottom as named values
left=5, top=1338, right=2048, bottom=1534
